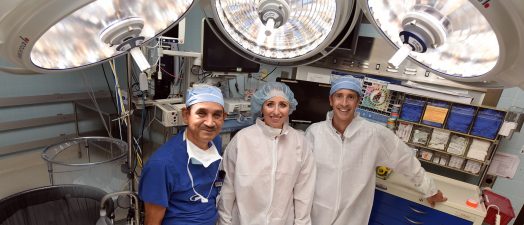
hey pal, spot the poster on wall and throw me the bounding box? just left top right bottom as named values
left=361, top=77, right=391, bottom=112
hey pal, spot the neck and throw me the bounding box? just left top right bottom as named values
left=193, top=141, right=209, bottom=150
left=186, top=133, right=210, bottom=150
left=332, top=116, right=353, bottom=134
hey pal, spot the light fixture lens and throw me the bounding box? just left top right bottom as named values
left=367, top=0, right=499, bottom=78
left=214, top=0, right=339, bottom=60
left=30, top=0, right=194, bottom=70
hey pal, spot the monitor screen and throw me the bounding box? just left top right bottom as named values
left=202, top=19, right=261, bottom=73
left=277, top=78, right=332, bottom=124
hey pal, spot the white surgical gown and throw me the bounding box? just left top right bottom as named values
left=217, top=118, right=316, bottom=225
left=305, top=112, right=437, bottom=225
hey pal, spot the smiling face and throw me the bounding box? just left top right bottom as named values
left=329, top=89, right=360, bottom=126
left=261, top=96, right=290, bottom=129
left=182, top=102, right=226, bottom=149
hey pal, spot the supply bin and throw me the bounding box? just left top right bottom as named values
left=42, top=137, right=128, bottom=193
left=483, top=189, right=515, bottom=225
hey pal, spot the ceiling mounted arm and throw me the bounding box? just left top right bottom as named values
left=0, top=0, right=195, bottom=74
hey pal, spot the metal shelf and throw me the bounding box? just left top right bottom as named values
left=397, top=119, right=499, bottom=143
left=419, top=159, right=481, bottom=176
left=407, top=142, right=488, bottom=164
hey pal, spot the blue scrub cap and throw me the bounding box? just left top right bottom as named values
left=185, top=85, right=224, bottom=107
left=251, top=82, right=298, bottom=117
left=330, top=76, right=363, bottom=96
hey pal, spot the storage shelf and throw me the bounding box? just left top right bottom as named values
left=406, top=142, right=487, bottom=164
left=393, top=93, right=506, bottom=186
left=397, top=119, right=499, bottom=143
left=419, top=159, right=481, bottom=176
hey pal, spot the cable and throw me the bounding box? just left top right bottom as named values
left=186, top=157, right=221, bottom=203
left=138, top=95, right=147, bottom=147
left=160, top=66, right=182, bottom=80
left=81, top=73, right=112, bottom=137
left=191, top=65, right=206, bottom=75
left=261, top=66, right=278, bottom=80
left=486, top=205, right=501, bottom=225
left=108, top=59, right=126, bottom=140
left=101, top=64, right=118, bottom=113
left=137, top=106, right=157, bottom=144
left=198, top=72, right=214, bottom=83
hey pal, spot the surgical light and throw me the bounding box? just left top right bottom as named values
left=201, top=0, right=357, bottom=66
left=360, top=0, right=524, bottom=88
left=0, top=0, right=194, bottom=74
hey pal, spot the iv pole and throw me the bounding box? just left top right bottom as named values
left=126, top=54, right=136, bottom=192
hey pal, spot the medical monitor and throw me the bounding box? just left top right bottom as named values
left=202, top=19, right=260, bottom=73
left=277, top=78, right=331, bottom=124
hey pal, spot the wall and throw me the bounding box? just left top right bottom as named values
left=180, top=6, right=204, bottom=53
left=0, top=57, right=127, bottom=198
left=493, top=87, right=524, bottom=225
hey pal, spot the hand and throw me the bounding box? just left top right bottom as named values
left=426, top=190, right=447, bottom=207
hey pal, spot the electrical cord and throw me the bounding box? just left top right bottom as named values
left=108, top=60, right=126, bottom=139
left=486, top=205, right=501, bottom=225
left=101, top=64, right=118, bottom=113
left=191, top=65, right=206, bottom=75
left=81, top=73, right=112, bottom=137
left=199, top=72, right=214, bottom=83
left=261, top=66, right=278, bottom=80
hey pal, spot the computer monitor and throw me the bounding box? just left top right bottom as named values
left=277, top=78, right=331, bottom=124
left=202, top=19, right=260, bottom=73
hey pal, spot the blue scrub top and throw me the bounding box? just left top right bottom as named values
left=139, top=131, right=222, bottom=225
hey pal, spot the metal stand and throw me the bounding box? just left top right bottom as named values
left=126, top=55, right=135, bottom=192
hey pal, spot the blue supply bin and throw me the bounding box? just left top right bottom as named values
left=471, top=108, right=505, bottom=139
left=422, top=100, right=449, bottom=128
left=400, top=97, right=426, bottom=122
left=446, top=105, right=476, bottom=133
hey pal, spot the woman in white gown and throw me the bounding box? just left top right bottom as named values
left=217, top=82, right=316, bottom=225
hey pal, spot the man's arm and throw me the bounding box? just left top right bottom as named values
left=426, top=190, right=447, bottom=207
left=144, top=203, right=166, bottom=225
left=138, top=159, right=172, bottom=224
left=377, top=128, right=447, bottom=206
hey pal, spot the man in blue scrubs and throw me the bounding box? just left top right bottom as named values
left=139, top=85, right=226, bottom=225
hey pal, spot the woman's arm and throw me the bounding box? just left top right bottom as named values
left=293, top=138, right=317, bottom=225
left=217, top=137, right=239, bottom=225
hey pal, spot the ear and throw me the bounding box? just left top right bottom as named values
left=181, top=107, right=190, bottom=124
left=329, top=95, right=334, bottom=108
